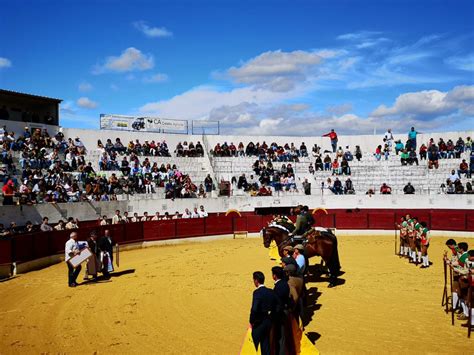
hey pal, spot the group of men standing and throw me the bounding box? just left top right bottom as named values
left=397, top=214, right=431, bottom=268
left=250, top=265, right=305, bottom=355
left=445, top=239, right=474, bottom=326
left=64, top=229, right=116, bottom=287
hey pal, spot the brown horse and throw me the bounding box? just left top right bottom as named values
left=262, top=226, right=342, bottom=287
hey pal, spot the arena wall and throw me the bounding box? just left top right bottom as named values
left=1, top=208, right=473, bottom=278
left=1, top=194, right=472, bottom=225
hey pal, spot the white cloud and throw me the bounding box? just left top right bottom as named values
left=76, top=97, right=98, bottom=109
left=337, top=31, right=383, bottom=41
left=143, top=73, right=168, bottom=83
left=445, top=54, right=474, bottom=72
left=60, top=101, right=77, bottom=116
left=133, top=21, right=173, bottom=38
left=227, top=50, right=329, bottom=92
left=93, top=47, right=154, bottom=74
left=78, top=82, right=93, bottom=92
left=371, top=85, right=474, bottom=118
left=0, top=57, right=12, bottom=68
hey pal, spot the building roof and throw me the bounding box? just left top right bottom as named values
left=0, top=89, right=62, bottom=103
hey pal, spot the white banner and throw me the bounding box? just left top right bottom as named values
left=100, top=114, right=187, bottom=133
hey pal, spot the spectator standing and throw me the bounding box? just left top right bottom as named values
left=198, top=205, right=208, bottom=217
left=40, top=217, right=53, bottom=232
left=111, top=210, right=123, bottom=224
left=2, top=180, right=15, bottom=205
left=323, top=129, right=338, bottom=153
left=384, top=129, right=394, bottom=151
left=407, top=127, right=418, bottom=150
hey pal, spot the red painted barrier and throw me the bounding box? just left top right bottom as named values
left=2, top=209, right=473, bottom=269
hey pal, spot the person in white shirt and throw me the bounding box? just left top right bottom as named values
left=191, top=208, right=200, bottom=218
left=65, top=231, right=81, bottom=287
left=99, top=215, right=109, bottom=226
left=40, top=217, right=53, bottom=232
left=131, top=212, right=139, bottom=222
left=448, top=169, right=460, bottom=183
left=182, top=208, right=192, bottom=219
left=151, top=212, right=161, bottom=221
left=111, top=210, right=123, bottom=224
left=198, top=205, right=208, bottom=218
left=141, top=212, right=149, bottom=222
left=65, top=217, right=78, bottom=229
left=172, top=211, right=180, bottom=219
left=384, top=129, right=394, bottom=150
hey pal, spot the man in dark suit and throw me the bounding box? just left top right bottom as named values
left=98, top=229, right=116, bottom=277
left=250, top=271, right=277, bottom=355
left=272, top=266, right=291, bottom=355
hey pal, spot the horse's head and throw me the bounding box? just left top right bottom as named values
left=261, top=228, right=272, bottom=248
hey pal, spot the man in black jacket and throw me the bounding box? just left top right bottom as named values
left=250, top=271, right=277, bottom=355
left=99, top=229, right=116, bottom=277
left=272, top=266, right=291, bottom=355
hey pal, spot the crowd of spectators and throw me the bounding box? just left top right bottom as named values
left=98, top=138, right=170, bottom=157
left=175, top=141, right=204, bottom=157
left=211, top=141, right=310, bottom=161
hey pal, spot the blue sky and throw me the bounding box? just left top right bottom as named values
left=0, top=0, right=473, bottom=135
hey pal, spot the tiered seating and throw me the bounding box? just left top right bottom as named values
left=212, top=150, right=472, bottom=195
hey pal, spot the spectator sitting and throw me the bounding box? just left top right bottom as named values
left=374, top=145, right=382, bottom=161
left=448, top=169, right=460, bottom=184
left=458, top=159, right=470, bottom=178
left=315, top=156, right=323, bottom=171
left=257, top=185, right=272, bottom=196
left=380, top=183, right=392, bottom=194
left=408, top=149, right=419, bottom=166
left=395, top=140, right=404, bottom=155
left=454, top=179, right=464, bottom=194
left=331, top=177, right=343, bottom=195
left=366, top=188, right=375, bottom=196
left=446, top=180, right=455, bottom=194
left=403, top=182, right=415, bottom=194
left=237, top=174, right=248, bottom=190
left=344, top=178, right=355, bottom=194
left=308, top=163, right=315, bottom=175
left=466, top=181, right=473, bottom=194
left=341, top=158, right=351, bottom=175
left=400, top=149, right=409, bottom=165
left=343, top=146, right=353, bottom=161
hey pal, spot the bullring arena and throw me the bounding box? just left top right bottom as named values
left=0, top=100, right=473, bottom=353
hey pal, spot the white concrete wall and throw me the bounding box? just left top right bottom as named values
left=1, top=194, right=472, bottom=225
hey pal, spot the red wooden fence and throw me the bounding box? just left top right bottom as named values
left=1, top=209, right=472, bottom=267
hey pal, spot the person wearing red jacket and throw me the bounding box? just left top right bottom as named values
left=323, top=129, right=338, bottom=153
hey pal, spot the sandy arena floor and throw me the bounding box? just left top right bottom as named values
left=0, top=235, right=472, bottom=354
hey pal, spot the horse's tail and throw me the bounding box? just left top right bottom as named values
left=324, top=232, right=341, bottom=275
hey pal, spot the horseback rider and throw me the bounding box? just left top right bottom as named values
left=291, top=205, right=315, bottom=243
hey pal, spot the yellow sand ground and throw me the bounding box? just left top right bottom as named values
left=0, top=235, right=472, bottom=354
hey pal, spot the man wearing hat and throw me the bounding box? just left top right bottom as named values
left=292, top=206, right=314, bottom=241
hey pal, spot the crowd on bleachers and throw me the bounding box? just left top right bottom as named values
left=98, top=138, right=170, bottom=157
left=175, top=141, right=204, bottom=157
left=216, top=127, right=473, bottom=197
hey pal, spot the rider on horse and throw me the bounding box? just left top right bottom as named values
left=291, top=205, right=315, bottom=243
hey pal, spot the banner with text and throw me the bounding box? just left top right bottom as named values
left=100, top=114, right=188, bottom=133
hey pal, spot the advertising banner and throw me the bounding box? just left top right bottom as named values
left=100, top=114, right=187, bottom=133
